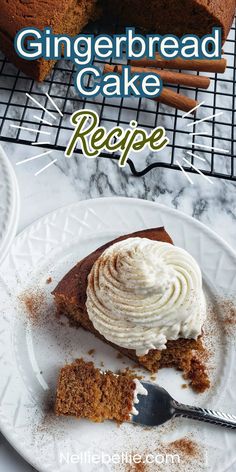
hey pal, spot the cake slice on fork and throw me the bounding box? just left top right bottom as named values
left=55, top=358, right=147, bottom=423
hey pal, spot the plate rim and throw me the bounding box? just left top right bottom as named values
left=6, top=196, right=236, bottom=259
left=0, top=145, right=20, bottom=266
left=0, top=196, right=235, bottom=472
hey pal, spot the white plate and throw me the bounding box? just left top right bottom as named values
left=0, top=145, right=20, bottom=266
left=0, top=197, right=235, bottom=472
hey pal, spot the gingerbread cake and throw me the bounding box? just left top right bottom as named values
left=53, top=228, right=210, bottom=393
left=55, top=358, right=146, bottom=423
left=0, top=0, right=99, bottom=81
left=0, top=0, right=235, bottom=81
left=101, top=0, right=235, bottom=42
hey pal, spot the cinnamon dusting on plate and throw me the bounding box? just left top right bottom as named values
left=221, top=299, right=236, bottom=328
left=126, top=462, right=146, bottom=472
left=168, top=438, right=200, bottom=458
left=35, top=393, right=61, bottom=438
left=19, top=288, right=46, bottom=324
left=210, top=298, right=236, bottom=338
left=122, top=438, right=203, bottom=472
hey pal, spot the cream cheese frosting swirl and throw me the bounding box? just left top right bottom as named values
left=86, top=238, right=206, bottom=356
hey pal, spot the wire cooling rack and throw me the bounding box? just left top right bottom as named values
left=0, top=21, right=235, bottom=180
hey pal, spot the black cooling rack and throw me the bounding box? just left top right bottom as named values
left=0, top=21, right=235, bottom=180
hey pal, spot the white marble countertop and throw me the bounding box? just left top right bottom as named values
left=0, top=139, right=235, bottom=471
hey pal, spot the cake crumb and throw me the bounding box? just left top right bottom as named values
left=150, top=375, right=156, bottom=382
left=117, top=353, right=124, bottom=359
left=184, top=356, right=210, bottom=393
left=88, top=349, right=95, bottom=356
left=121, top=367, right=143, bottom=380
left=46, top=277, right=52, bottom=285
left=181, top=383, right=188, bottom=389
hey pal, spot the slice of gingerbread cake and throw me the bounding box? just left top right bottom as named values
left=52, top=227, right=210, bottom=393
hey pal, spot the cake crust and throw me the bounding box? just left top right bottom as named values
left=54, top=227, right=173, bottom=304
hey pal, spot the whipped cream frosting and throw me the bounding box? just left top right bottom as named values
left=131, top=379, right=148, bottom=416
left=86, top=237, right=206, bottom=356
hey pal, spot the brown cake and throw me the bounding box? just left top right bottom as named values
left=53, top=228, right=210, bottom=393
left=101, top=0, right=235, bottom=43
left=0, top=0, right=99, bottom=81
left=0, top=0, right=235, bottom=81
left=55, top=358, right=138, bottom=423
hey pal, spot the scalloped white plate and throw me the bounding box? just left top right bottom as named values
left=0, top=145, right=20, bottom=266
left=0, top=198, right=235, bottom=472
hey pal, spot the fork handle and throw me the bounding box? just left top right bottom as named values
left=173, top=401, right=236, bottom=429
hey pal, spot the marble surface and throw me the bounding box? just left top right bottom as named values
left=2, top=139, right=236, bottom=246
left=0, top=134, right=236, bottom=471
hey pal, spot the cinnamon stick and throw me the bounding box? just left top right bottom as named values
left=105, top=64, right=210, bottom=89
left=104, top=64, right=198, bottom=113
left=129, top=54, right=227, bottom=73
left=155, top=88, right=198, bottom=113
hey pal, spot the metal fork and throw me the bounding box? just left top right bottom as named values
left=131, top=383, right=236, bottom=429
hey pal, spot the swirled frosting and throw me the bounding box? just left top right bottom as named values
left=86, top=238, right=206, bottom=356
